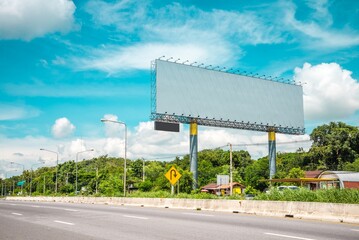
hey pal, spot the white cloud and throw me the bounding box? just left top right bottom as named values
left=0, top=103, right=40, bottom=120
left=128, top=121, right=310, bottom=160
left=294, top=62, right=359, bottom=120
left=70, top=0, right=359, bottom=74
left=0, top=121, right=311, bottom=178
left=101, top=114, right=126, bottom=138
left=305, top=0, right=332, bottom=26
left=51, top=117, right=76, bottom=138
left=103, top=138, right=125, bottom=158
left=0, top=0, right=76, bottom=41
left=282, top=1, right=359, bottom=49
left=77, top=1, right=287, bottom=73
left=75, top=42, right=234, bottom=73
left=4, top=81, right=147, bottom=98
left=69, top=139, right=86, bottom=155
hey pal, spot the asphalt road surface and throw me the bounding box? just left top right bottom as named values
left=0, top=199, right=358, bottom=240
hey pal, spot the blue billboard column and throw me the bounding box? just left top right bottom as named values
left=190, top=121, right=198, bottom=190
left=268, top=130, right=276, bottom=180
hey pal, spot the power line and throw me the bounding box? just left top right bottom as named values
left=144, top=139, right=312, bottom=161
left=213, top=139, right=312, bottom=149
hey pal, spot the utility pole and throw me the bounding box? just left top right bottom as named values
left=142, top=158, right=145, bottom=182
left=95, top=167, right=98, bottom=194
left=43, top=175, right=46, bottom=194
left=229, top=143, right=233, bottom=196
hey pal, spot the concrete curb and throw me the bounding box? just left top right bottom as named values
left=5, top=196, right=359, bottom=224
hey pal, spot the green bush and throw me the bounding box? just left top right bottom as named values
left=138, top=180, right=153, bottom=192
left=254, top=188, right=359, bottom=204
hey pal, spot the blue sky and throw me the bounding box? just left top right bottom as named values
left=1, top=0, right=359, bottom=175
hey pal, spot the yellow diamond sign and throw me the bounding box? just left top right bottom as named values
left=165, top=166, right=182, bottom=185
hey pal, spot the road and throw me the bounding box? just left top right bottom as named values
left=0, top=199, right=358, bottom=240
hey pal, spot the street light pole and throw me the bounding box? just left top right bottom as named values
left=228, top=143, right=233, bottom=196
left=30, top=161, right=45, bottom=196
left=40, top=148, right=59, bottom=194
left=95, top=166, right=98, bottom=194
left=101, top=118, right=127, bottom=197
left=75, top=149, right=94, bottom=194
left=10, top=162, right=25, bottom=195
left=143, top=158, right=145, bottom=182
left=4, top=170, right=19, bottom=196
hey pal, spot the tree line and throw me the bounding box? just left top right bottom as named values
left=1, top=122, right=359, bottom=196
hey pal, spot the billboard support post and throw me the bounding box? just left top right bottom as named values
left=190, top=121, right=198, bottom=189
left=268, top=130, right=276, bottom=180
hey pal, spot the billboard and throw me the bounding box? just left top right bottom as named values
left=151, top=59, right=304, bottom=135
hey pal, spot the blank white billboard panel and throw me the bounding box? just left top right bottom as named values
left=153, top=60, right=304, bottom=134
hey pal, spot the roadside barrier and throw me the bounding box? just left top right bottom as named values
left=5, top=196, right=359, bottom=224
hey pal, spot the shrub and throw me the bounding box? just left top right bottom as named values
left=254, top=188, right=359, bottom=204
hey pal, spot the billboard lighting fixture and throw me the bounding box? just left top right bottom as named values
left=190, top=61, right=197, bottom=66
left=198, top=63, right=204, bottom=67
left=220, top=67, right=226, bottom=71
left=204, top=65, right=212, bottom=69
left=159, top=55, right=165, bottom=60
left=182, top=60, right=189, bottom=64
left=166, top=57, right=173, bottom=61
left=174, top=58, right=180, bottom=63
left=213, top=66, right=220, bottom=70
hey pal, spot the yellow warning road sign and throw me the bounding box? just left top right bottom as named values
left=165, top=166, right=182, bottom=185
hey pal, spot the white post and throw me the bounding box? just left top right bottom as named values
left=229, top=143, right=233, bottom=196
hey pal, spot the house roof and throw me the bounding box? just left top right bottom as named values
left=305, top=170, right=323, bottom=178
left=319, top=171, right=359, bottom=182
left=201, top=182, right=245, bottom=190
left=201, top=183, right=218, bottom=190
left=219, top=182, right=245, bottom=189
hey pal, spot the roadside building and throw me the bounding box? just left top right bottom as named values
left=265, top=170, right=359, bottom=190
left=201, top=182, right=245, bottom=196
left=318, top=171, right=359, bottom=189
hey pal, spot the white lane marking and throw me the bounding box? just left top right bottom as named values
left=264, top=233, right=316, bottom=240
left=109, top=206, right=127, bottom=209
left=351, top=229, right=359, bottom=232
left=31, top=205, right=40, bottom=208
left=54, top=220, right=75, bottom=226
left=64, top=208, right=79, bottom=212
left=123, top=215, right=148, bottom=220
left=11, top=212, right=23, bottom=216
left=10, top=204, right=17, bottom=206
left=182, top=213, right=214, bottom=217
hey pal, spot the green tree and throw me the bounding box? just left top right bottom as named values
left=309, top=122, right=359, bottom=170
left=244, top=157, right=269, bottom=191
left=286, top=167, right=305, bottom=179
